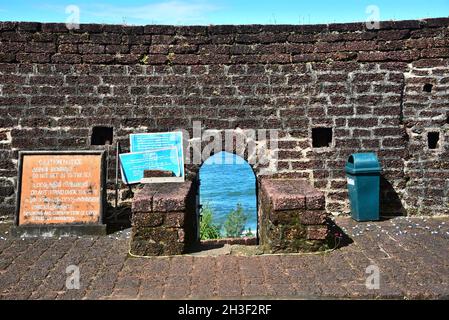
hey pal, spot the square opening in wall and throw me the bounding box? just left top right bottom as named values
left=423, top=83, right=433, bottom=93
left=91, top=126, right=113, bottom=145
left=427, top=132, right=440, bottom=150
left=312, top=128, right=333, bottom=148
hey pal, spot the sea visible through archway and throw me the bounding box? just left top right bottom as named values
left=199, top=152, right=257, bottom=239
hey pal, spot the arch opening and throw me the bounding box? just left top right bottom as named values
left=198, top=151, right=257, bottom=241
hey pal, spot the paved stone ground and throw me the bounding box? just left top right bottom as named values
left=0, top=216, right=448, bottom=300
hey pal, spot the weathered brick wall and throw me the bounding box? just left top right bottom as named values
left=402, top=59, right=449, bottom=215
left=0, top=19, right=448, bottom=220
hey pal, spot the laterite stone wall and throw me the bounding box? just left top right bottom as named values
left=130, top=182, right=197, bottom=256
left=1, top=18, right=449, bottom=220
left=259, top=179, right=329, bottom=253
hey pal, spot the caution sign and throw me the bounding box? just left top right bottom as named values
left=16, top=151, right=106, bottom=226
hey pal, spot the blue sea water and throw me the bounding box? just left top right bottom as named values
left=199, top=152, right=257, bottom=237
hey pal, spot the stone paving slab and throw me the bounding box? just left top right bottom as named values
left=0, top=216, right=448, bottom=300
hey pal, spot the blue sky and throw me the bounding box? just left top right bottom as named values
left=0, top=0, right=448, bottom=25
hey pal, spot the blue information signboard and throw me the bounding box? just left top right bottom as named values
left=119, top=147, right=181, bottom=185
left=130, top=132, right=184, bottom=177
left=119, top=132, right=185, bottom=185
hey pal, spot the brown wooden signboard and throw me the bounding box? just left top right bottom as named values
left=15, top=151, right=106, bottom=232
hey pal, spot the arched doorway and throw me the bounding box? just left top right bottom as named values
left=198, top=151, right=257, bottom=240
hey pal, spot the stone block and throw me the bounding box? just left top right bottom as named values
left=131, top=194, right=152, bottom=213
left=299, top=210, right=328, bottom=225
left=131, top=181, right=193, bottom=212
left=261, top=179, right=325, bottom=211
left=306, top=226, right=329, bottom=240
left=143, top=170, right=175, bottom=178
left=152, top=182, right=193, bottom=212
left=130, top=240, right=164, bottom=256
left=165, top=212, right=185, bottom=228
left=131, top=211, right=164, bottom=228
left=260, top=179, right=306, bottom=211
left=132, top=227, right=179, bottom=244
left=304, top=190, right=325, bottom=210
left=130, top=181, right=197, bottom=256
left=268, top=210, right=298, bottom=225
left=131, top=211, right=186, bottom=228
left=259, top=178, right=329, bottom=253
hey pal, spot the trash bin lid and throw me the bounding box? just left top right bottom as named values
left=345, top=153, right=381, bottom=174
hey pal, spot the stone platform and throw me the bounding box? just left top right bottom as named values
left=130, top=181, right=197, bottom=256
left=259, top=179, right=329, bottom=253
left=130, top=178, right=329, bottom=256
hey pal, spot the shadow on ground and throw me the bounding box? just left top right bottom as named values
left=105, top=205, right=132, bottom=234
left=327, top=218, right=353, bottom=249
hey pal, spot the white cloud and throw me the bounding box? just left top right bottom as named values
left=85, top=1, right=220, bottom=25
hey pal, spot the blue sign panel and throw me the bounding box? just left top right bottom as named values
left=130, top=132, right=184, bottom=177
left=119, top=147, right=180, bottom=185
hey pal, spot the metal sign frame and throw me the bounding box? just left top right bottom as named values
left=15, top=150, right=107, bottom=227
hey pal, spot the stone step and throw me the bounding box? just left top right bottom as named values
left=259, top=179, right=330, bottom=253
left=260, top=179, right=325, bottom=211
left=130, top=181, right=197, bottom=256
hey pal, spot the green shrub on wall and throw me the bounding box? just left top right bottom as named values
left=200, top=205, right=221, bottom=240
left=200, top=203, right=252, bottom=240
left=224, top=204, right=248, bottom=238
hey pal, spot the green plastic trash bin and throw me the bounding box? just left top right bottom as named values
left=345, top=153, right=382, bottom=222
